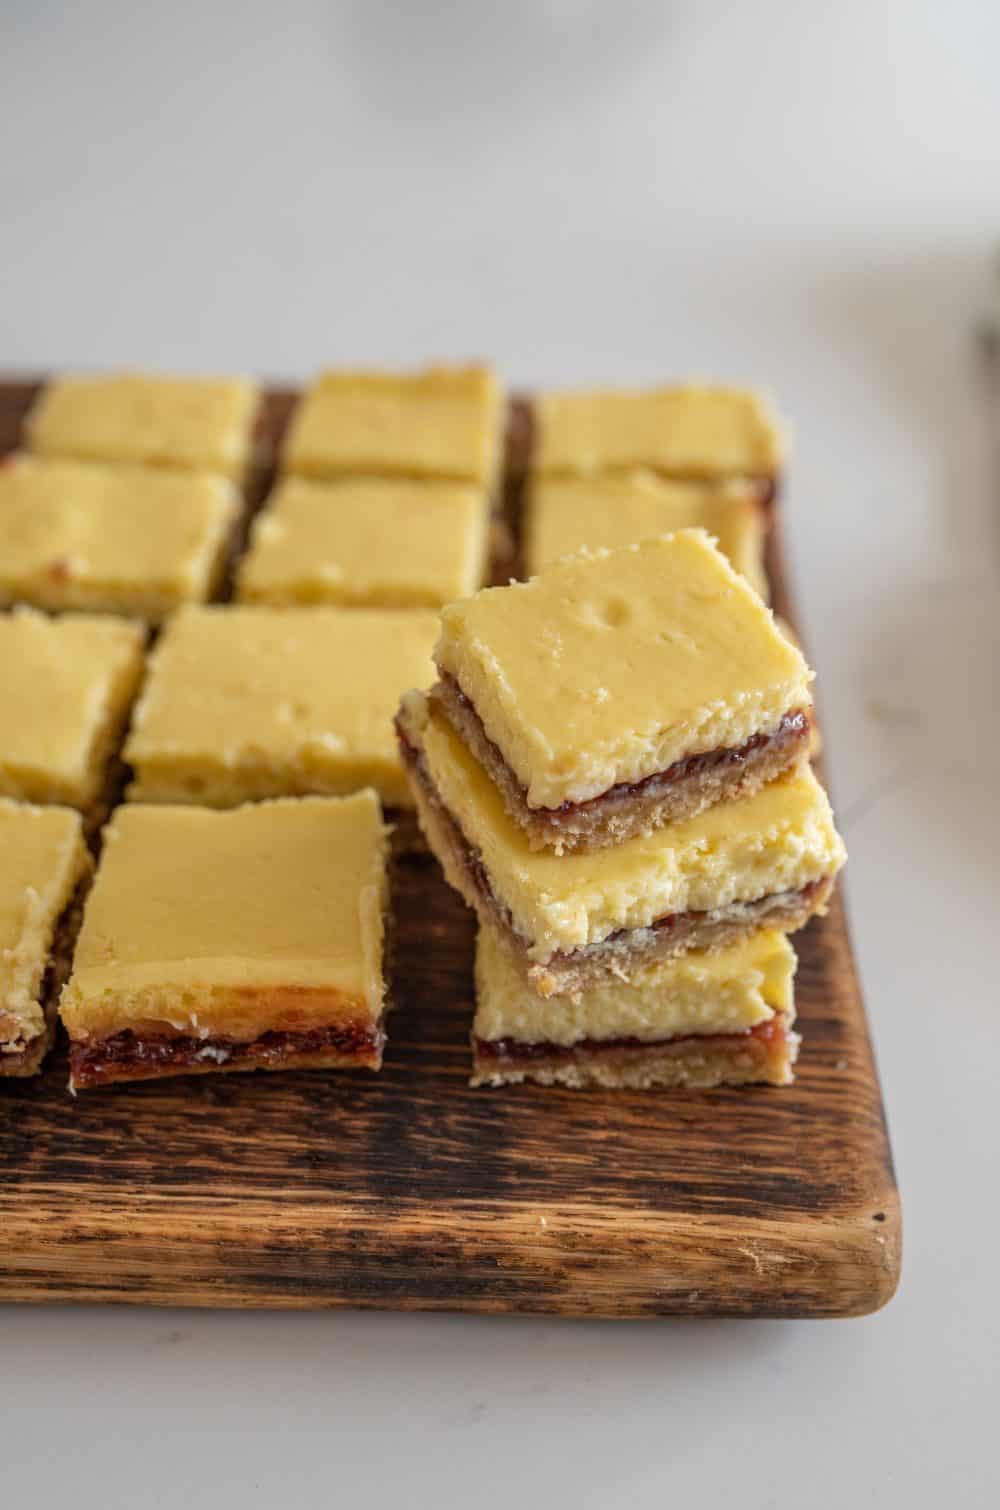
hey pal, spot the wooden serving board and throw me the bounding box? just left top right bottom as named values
left=0, top=380, right=900, bottom=1317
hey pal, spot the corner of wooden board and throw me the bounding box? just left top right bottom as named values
left=830, top=1192, right=903, bottom=1319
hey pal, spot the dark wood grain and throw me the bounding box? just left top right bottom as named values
left=0, top=379, right=900, bottom=1317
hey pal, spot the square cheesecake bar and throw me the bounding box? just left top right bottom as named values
left=397, top=689, right=844, bottom=998
left=125, top=605, right=437, bottom=809
left=1, top=801, right=90, bottom=1077
left=283, top=364, right=504, bottom=489
left=0, top=455, right=239, bottom=620
left=472, top=926, right=798, bottom=1089
left=60, top=792, right=390, bottom=1089
left=0, top=610, right=146, bottom=820
left=431, top=532, right=813, bottom=851
left=237, top=476, right=488, bottom=609
left=24, top=372, right=260, bottom=478
left=533, top=383, right=785, bottom=484
left=525, top=472, right=768, bottom=599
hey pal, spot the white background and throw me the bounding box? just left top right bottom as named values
left=2, top=3, right=999, bottom=1505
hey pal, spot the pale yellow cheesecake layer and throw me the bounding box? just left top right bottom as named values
left=25, top=372, right=259, bottom=478
left=60, top=792, right=388, bottom=1044
left=525, top=472, right=768, bottom=599
left=0, top=455, right=238, bottom=620
left=534, top=384, right=786, bottom=480
left=0, top=800, right=89, bottom=1057
left=126, top=605, right=437, bottom=808
left=410, top=692, right=845, bottom=959
left=283, top=364, right=504, bottom=486
left=238, top=475, right=487, bottom=609
left=436, top=531, right=811, bottom=809
left=475, top=925, right=795, bottom=1046
left=0, top=610, right=146, bottom=810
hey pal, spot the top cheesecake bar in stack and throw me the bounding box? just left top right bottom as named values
left=397, top=530, right=845, bottom=1006
left=428, top=529, right=814, bottom=852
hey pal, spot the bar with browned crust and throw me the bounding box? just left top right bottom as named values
left=60, top=791, right=390, bottom=1089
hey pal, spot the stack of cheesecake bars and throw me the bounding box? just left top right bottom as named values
left=397, top=530, right=845, bottom=1090
left=0, top=366, right=844, bottom=1093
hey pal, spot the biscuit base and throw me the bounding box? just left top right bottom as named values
left=472, top=1018, right=799, bottom=1089
left=433, top=675, right=812, bottom=853
left=398, top=721, right=833, bottom=997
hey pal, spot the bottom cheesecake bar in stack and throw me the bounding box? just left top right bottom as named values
left=472, top=925, right=798, bottom=1089
left=398, top=529, right=847, bottom=1091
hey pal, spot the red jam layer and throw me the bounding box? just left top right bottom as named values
left=439, top=674, right=810, bottom=815
left=475, top=1017, right=786, bottom=1064
left=70, top=1021, right=384, bottom=1085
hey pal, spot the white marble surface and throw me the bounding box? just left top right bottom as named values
left=2, top=3, right=999, bottom=1505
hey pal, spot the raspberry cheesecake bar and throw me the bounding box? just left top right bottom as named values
left=60, top=791, right=390, bottom=1089
left=125, top=604, right=436, bottom=809
left=238, top=475, right=487, bottom=609
left=24, top=372, right=260, bottom=478
left=534, top=383, right=785, bottom=485
left=0, top=455, right=239, bottom=620
left=525, top=472, right=768, bottom=599
left=430, top=532, right=813, bottom=851
left=397, top=689, right=844, bottom=998
left=472, top=925, right=798, bottom=1089
left=283, top=364, right=504, bottom=490
left=0, top=609, right=145, bottom=824
left=0, top=800, right=90, bottom=1077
